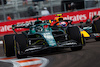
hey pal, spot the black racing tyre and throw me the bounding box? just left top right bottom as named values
left=3, top=34, right=15, bottom=57
left=67, top=26, right=81, bottom=43
left=81, top=34, right=86, bottom=45
left=15, top=43, right=27, bottom=59
left=92, top=20, right=100, bottom=33
left=67, top=26, right=86, bottom=45
left=71, top=46, right=83, bottom=51
left=95, top=37, right=100, bottom=41
left=67, top=26, right=85, bottom=51
left=15, top=34, right=27, bottom=59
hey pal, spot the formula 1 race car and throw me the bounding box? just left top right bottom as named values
left=80, top=15, right=100, bottom=41
left=50, top=14, right=90, bottom=38
left=3, top=19, right=85, bottom=59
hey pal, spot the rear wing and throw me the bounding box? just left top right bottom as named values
left=12, top=22, right=33, bottom=34
left=12, top=16, right=42, bottom=29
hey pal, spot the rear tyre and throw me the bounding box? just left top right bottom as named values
left=92, top=20, right=100, bottom=33
left=71, top=46, right=83, bottom=51
left=3, top=35, right=15, bottom=57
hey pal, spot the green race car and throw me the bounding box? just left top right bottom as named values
left=3, top=19, right=85, bottom=58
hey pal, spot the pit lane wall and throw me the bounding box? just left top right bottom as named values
left=0, top=8, right=100, bottom=36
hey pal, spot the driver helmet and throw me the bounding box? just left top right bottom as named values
left=55, top=17, right=63, bottom=22
left=59, top=21, right=67, bottom=27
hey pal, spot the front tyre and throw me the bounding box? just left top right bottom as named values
left=15, top=42, right=27, bottom=59
left=71, top=46, right=83, bottom=51
left=14, top=34, right=27, bottom=59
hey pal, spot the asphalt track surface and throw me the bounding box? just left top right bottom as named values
left=0, top=39, right=100, bottom=67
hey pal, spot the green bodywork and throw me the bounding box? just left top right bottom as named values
left=28, top=23, right=63, bottom=47
left=12, top=21, right=65, bottom=47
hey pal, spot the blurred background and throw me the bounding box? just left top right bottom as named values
left=0, top=0, right=100, bottom=22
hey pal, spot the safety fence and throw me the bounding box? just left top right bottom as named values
left=0, top=8, right=100, bottom=36
left=0, top=0, right=100, bottom=22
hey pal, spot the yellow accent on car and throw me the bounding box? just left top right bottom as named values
left=49, top=20, right=52, bottom=23
left=56, top=14, right=63, bottom=17
left=14, top=40, right=17, bottom=55
left=80, top=30, right=90, bottom=38
left=55, top=17, right=63, bottom=22
left=81, top=37, right=84, bottom=44
left=55, top=14, right=63, bottom=22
